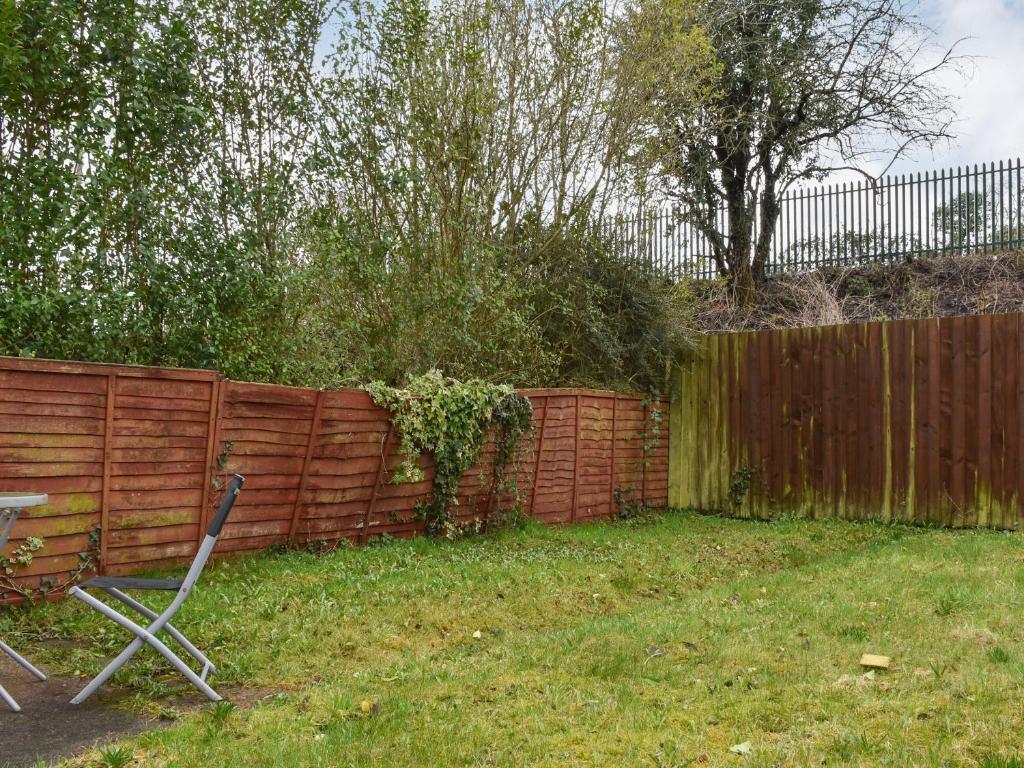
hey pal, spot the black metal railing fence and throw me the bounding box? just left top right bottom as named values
left=609, top=158, right=1024, bottom=279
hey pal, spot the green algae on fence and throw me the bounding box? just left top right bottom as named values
left=669, top=314, right=1024, bottom=529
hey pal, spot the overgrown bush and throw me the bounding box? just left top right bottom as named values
left=1, top=0, right=692, bottom=392
left=515, top=223, right=695, bottom=391
left=297, top=215, right=558, bottom=388
left=690, top=251, right=1024, bottom=333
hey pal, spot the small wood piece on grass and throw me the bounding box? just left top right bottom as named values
left=860, top=653, right=891, bottom=669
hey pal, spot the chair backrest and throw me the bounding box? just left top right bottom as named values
left=207, top=474, right=245, bottom=539
left=176, top=475, right=245, bottom=597
left=0, top=508, right=19, bottom=550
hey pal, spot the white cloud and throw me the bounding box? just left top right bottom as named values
left=884, top=0, right=1024, bottom=175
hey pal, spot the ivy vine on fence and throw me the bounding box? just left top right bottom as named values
left=366, top=371, right=533, bottom=538
left=0, top=527, right=101, bottom=601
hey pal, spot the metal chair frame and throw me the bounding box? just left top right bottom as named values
left=68, top=475, right=245, bottom=705
left=0, top=503, right=48, bottom=713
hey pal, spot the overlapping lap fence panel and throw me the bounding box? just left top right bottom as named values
left=0, top=356, right=667, bottom=604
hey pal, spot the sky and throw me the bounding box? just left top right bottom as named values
left=880, top=0, right=1024, bottom=177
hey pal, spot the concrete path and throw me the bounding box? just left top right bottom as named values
left=0, top=654, right=151, bottom=768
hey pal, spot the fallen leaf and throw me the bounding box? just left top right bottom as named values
left=472, top=629, right=483, bottom=640
left=729, top=741, right=753, bottom=755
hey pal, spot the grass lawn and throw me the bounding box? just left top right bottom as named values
left=4, top=510, right=1024, bottom=767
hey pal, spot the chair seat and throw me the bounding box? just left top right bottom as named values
left=80, top=576, right=184, bottom=591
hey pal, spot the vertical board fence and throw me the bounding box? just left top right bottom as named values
left=670, top=313, right=1024, bottom=528
left=0, top=357, right=667, bottom=604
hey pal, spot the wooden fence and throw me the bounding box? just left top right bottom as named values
left=670, top=313, right=1024, bottom=528
left=0, top=356, right=667, bottom=603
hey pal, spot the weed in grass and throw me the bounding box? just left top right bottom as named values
left=836, top=624, right=868, bottom=642
left=650, top=741, right=689, bottom=768
left=829, top=731, right=883, bottom=760
left=210, top=700, right=237, bottom=728
left=936, top=585, right=972, bottom=616
left=779, top=543, right=809, bottom=567
left=97, top=744, right=133, bottom=768
left=987, top=646, right=1011, bottom=664
left=979, top=757, right=1024, bottom=768
left=610, top=573, right=637, bottom=591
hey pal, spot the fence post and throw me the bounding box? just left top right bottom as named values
left=197, top=378, right=223, bottom=550
left=572, top=393, right=581, bottom=523
left=361, top=422, right=394, bottom=544
left=99, top=374, right=116, bottom=575
left=199, top=380, right=227, bottom=537
left=641, top=397, right=648, bottom=505
left=528, top=395, right=549, bottom=517
left=289, top=390, right=325, bottom=543
left=608, top=393, right=617, bottom=518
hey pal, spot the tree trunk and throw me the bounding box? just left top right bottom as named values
left=725, top=192, right=755, bottom=306
left=731, top=256, right=756, bottom=306
left=753, top=178, right=779, bottom=281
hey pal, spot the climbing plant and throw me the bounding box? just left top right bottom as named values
left=366, top=371, right=533, bottom=538
left=641, top=395, right=664, bottom=466
left=0, top=527, right=101, bottom=601
left=613, top=393, right=664, bottom=516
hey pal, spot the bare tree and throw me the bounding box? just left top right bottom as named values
left=320, top=0, right=642, bottom=251
left=616, top=0, right=966, bottom=301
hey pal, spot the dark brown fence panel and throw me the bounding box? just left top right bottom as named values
left=670, top=314, right=1024, bottom=528
left=1, top=359, right=668, bottom=605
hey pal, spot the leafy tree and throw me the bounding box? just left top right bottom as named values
left=1, top=0, right=692, bottom=392
left=0, top=0, right=206, bottom=361
left=933, top=192, right=998, bottom=251
left=514, top=222, right=693, bottom=390
left=298, top=0, right=686, bottom=388
left=616, top=0, right=965, bottom=302
left=0, top=0, right=333, bottom=384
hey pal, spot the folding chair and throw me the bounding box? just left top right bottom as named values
left=69, top=474, right=245, bottom=704
left=0, top=501, right=48, bottom=712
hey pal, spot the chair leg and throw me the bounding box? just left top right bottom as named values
left=69, top=589, right=221, bottom=705
left=72, top=632, right=221, bottom=705
left=0, top=639, right=46, bottom=681
left=0, top=682, right=20, bottom=713
left=143, top=634, right=221, bottom=702
left=70, top=636, right=145, bottom=705
left=103, top=588, right=215, bottom=674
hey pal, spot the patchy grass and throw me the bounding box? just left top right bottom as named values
left=4, top=510, right=1024, bottom=767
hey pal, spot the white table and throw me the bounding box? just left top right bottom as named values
left=0, top=492, right=48, bottom=712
